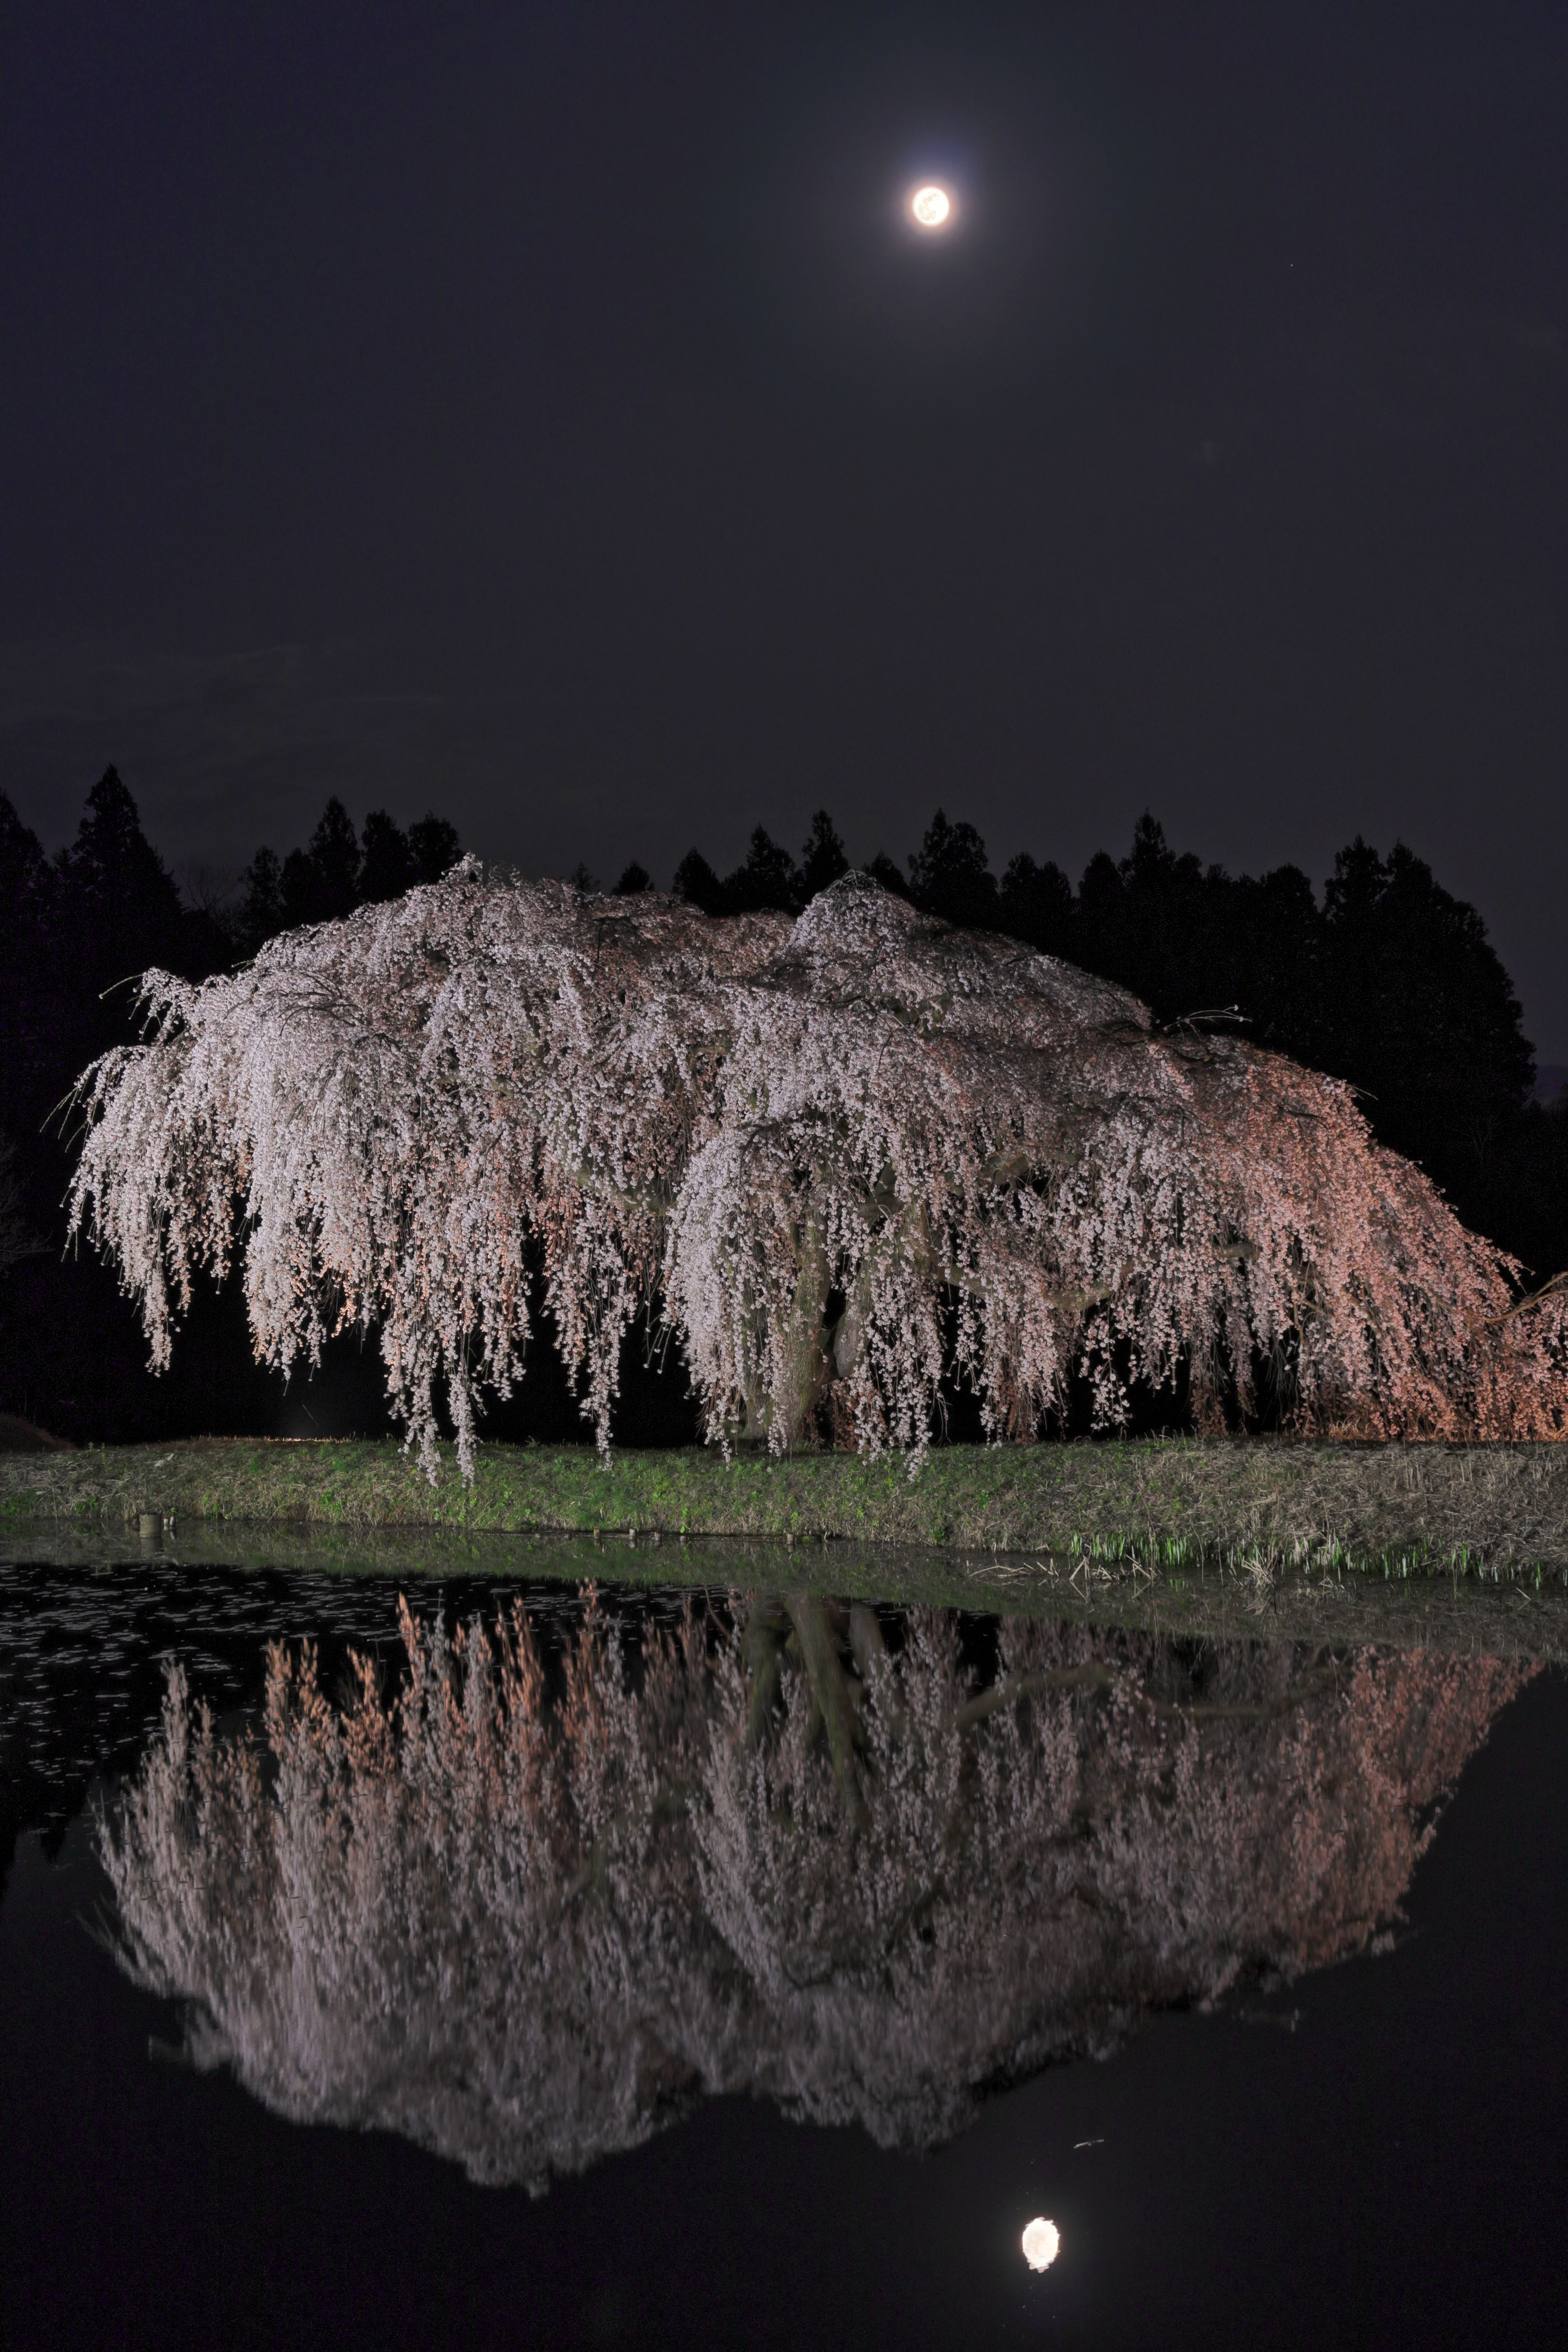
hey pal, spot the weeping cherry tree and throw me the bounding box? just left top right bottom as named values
left=67, top=866, right=1568, bottom=1475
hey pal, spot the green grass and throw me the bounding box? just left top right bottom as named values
left=4, top=1431, right=1568, bottom=1579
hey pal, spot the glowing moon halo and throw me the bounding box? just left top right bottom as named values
left=1021, top=2217, right=1061, bottom=2272
left=909, top=184, right=952, bottom=229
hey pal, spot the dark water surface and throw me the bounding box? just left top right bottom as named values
left=3, top=1553, right=1566, bottom=2351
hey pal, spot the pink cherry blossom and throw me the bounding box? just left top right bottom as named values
left=66, top=867, right=1567, bottom=1478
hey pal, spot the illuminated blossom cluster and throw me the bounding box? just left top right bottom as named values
left=67, top=865, right=1566, bottom=1473
left=99, top=1594, right=1533, bottom=2187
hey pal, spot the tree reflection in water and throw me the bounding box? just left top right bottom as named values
left=100, top=1592, right=1533, bottom=2192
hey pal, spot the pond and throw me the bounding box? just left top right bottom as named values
left=3, top=1539, right=1566, bottom=2350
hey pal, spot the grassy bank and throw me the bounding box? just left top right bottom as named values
left=7, top=1514, right=1568, bottom=1664
left=4, top=1434, right=1568, bottom=1577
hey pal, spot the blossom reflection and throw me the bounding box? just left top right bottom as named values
left=100, top=1592, right=1534, bottom=2193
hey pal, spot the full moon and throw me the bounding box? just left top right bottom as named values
left=909, top=184, right=952, bottom=229
left=1021, top=2217, right=1061, bottom=2272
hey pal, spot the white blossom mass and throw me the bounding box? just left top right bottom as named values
left=66, top=867, right=1567, bottom=1477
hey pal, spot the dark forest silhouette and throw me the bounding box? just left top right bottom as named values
left=1, top=768, right=1562, bottom=1444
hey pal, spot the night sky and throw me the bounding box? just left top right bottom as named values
left=3, top=2, right=1565, bottom=1052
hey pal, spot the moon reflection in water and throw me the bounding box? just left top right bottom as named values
left=1022, top=2216, right=1061, bottom=2272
